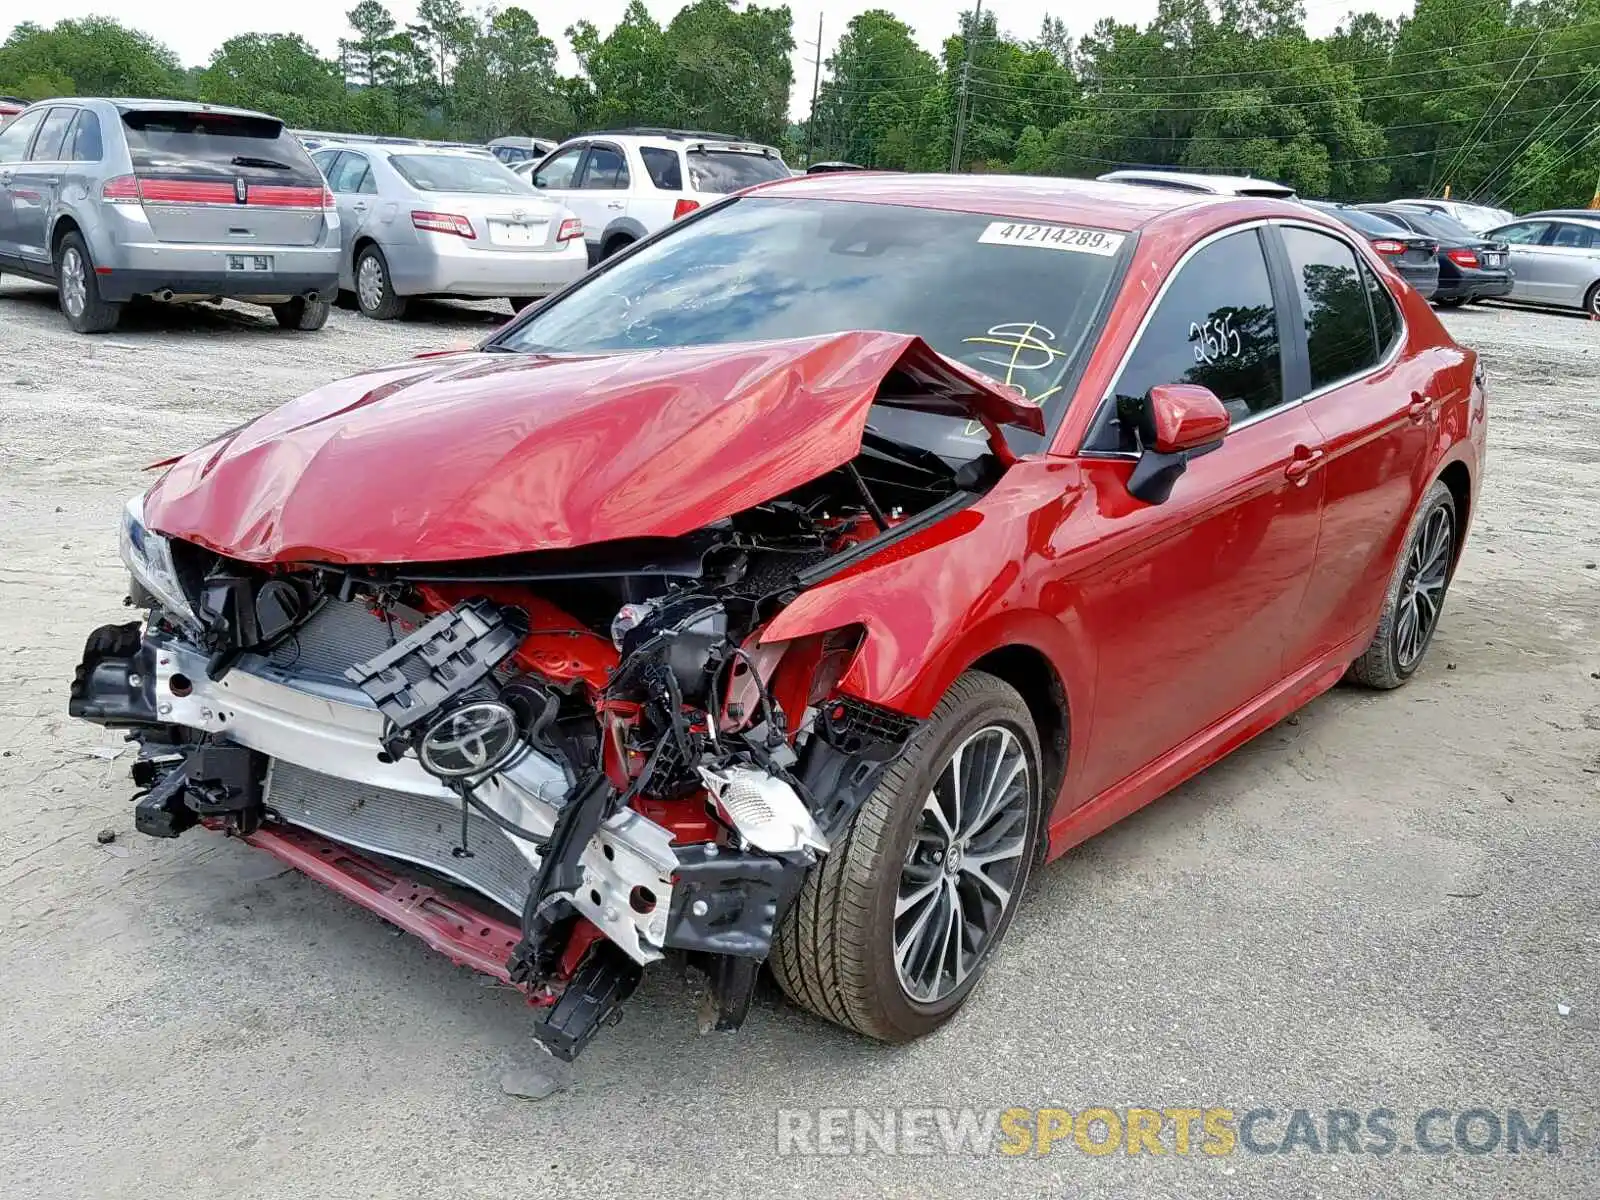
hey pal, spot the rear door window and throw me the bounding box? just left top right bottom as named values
left=577, top=144, right=628, bottom=189
left=327, top=152, right=373, bottom=195
left=120, top=110, right=323, bottom=185
left=28, top=107, right=76, bottom=161
left=1280, top=226, right=1380, bottom=392
left=1362, top=260, right=1401, bottom=358
left=640, top=146, right=683, bottom=190
left=1550, top=222, right=1596, bottom=250
left=686, top=148, right=789, bottom=193
left=1097, top=227, right=1285, bottom=449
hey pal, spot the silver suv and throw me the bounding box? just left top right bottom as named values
left=0, top=98, right=340, bottom=334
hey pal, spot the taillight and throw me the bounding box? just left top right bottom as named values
left=672, top=198, right=700, bottom=220
left=102, top=174, right=141, bottom=203
left=1372, top=239, right=1406, bottom=255
left=322, top=186, right=336, bottom=210
left=411, top=210, right=475, bottom=239
left=556, top=217, right=583, bottom=243
left=1447, top=248, right=1479, bottom=268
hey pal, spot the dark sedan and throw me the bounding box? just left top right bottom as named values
left=1305, top=202, right=1440, bottom=298
left=1359, top=204, right=1513, bottom=308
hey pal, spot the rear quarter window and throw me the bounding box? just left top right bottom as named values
left=640, top=146, right=683, bottom=190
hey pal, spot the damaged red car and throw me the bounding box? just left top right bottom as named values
left=69, top=174, right=1486, bottom=1059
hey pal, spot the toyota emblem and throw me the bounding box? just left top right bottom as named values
left=417, top=700, right=521, bottom=778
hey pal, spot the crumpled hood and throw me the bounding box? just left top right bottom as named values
left=143, top=331, right=1045, bottom=565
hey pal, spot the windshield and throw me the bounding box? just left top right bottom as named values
left=686, top=149, right=791, bottom=193
left=390, top=153, right=531, bottom=194
left=121, top=110, right=322, bottom=184
left=496, top=196, right=1127, bottom=458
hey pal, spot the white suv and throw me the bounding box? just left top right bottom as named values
left=525, top=128, right=790, bottom=262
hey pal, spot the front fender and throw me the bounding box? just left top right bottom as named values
left=760, top=463, right=1095, bottom=726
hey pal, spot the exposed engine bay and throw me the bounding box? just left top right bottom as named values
left=69, top=427, right=993, bottom=1059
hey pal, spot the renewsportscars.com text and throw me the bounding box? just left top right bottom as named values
left=775, top=1106, right=1560, bottom=1158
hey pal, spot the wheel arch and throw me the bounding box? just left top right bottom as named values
left=967, top=643, right=1071, bottom=855
left=601, top=217, right=647, bottom=254
left=48, top=212, right=83, bottom=256
left=1436, top=458, right=1472, bottom=576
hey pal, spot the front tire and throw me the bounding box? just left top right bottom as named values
left=271, top=295, right=331, bottom=331
left=55, top=232, right=121, bottom=334
left=354, top=245, right=407, bottom=320
left=771, top=671, right=1043, bottom=1041
left=1585, top=281, right=1600, bottom=319
left=1346, top=479, right=1457, bottom=689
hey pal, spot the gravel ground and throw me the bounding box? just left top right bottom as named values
left=0, top=278, right=1596, bottom=1200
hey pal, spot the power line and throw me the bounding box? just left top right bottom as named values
left=1430, top=33, right=1543, bottom=193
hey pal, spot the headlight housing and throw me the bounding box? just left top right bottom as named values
left=119, top=493, right=199, bottom=630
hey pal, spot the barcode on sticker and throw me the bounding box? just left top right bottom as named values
left=978, top=222, right=1125, bottom=256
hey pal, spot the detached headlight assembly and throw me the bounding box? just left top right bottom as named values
left=119, top=493, right=199, bottom=630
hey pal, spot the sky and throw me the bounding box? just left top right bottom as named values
left=2, top=0, right=1418, bottom=117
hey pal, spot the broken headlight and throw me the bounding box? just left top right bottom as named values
left=119, top=493, right=199, bottom=631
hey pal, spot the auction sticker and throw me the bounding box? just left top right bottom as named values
left=978, top=222, right=1125, bottom=255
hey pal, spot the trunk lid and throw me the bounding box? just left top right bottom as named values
left=120, top=108, right=328, bottom=247
left=428, top=192, right=567, bottom=253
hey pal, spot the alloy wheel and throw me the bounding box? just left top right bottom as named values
left=357, top=254, right=385, bottom=312
left=1395, top=503, right=1453, bottom=670
left=894, top=725, right=1032, bottom=1004
left=60, top=247, right=87, bottom=318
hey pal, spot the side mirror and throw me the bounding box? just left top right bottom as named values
left=1118, top=384, right=1230, bottom=504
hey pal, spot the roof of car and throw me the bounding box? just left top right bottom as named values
left=1521, top=209, right=1600, bottom=221
left=747, top=172, right=1241, bottom=232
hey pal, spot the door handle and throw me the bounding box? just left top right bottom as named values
left=351, top=202, right=368, bottom=212
left=1407, top=392, right=1434, bottom=422
left=1284, top=446, right=1325, bottom=484
left=606, top=201, right=624, bottom=210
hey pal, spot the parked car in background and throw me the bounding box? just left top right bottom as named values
left=1097, top=168, right=1296, bottom=198
left=0, top=95, right=26, bottom=123
left=309, top=143, right=585, bottom=319
left=1358, top=203, right=1512, bottom=307
left=806, top=161, right=866, bottom=174
left=528, top=128, right=791, bottom=261
left=489, top=136, right=556, bottom=165
left=1305, top=202, right=1439, bottom=298
left=0, top=98, right=339, bottom=333
left=1388, top=198, right=1513, bottom=235
left=68, top=174, right=1484, bottom=1063
left=1482, top=212, right=1600, bottom=316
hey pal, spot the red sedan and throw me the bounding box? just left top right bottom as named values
left=69, top=173, right=1484, bottom=1059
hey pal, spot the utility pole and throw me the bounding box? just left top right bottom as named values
left=804, top=13, right=824, bottom=167
left=950, top=0, right=982, bottom=173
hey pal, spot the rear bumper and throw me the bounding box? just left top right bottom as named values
left=386, top=236, right=589, bottom=299
left=1433, top=269, right=1514, bottom=301
left=97, top=267, right=339, bottom=304
left=1394, top=262, right=1441, bottom=298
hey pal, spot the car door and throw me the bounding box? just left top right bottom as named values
left=1543, top=221, right=1600, bottom=307
left=9, top=105, right=77, bottom=267
left=318, top=150, right=378, bottom=288
left=1071, top=225, right=1327, bottom=803
left=1271, top=222, right=1441, bottom=668
left=0, top=106, right=48, bottom=266
left=568, top=141, right=631, bottom=256
left=529, top=143, right=586, bottom=235
left=1492, top=221, right=1553, bottom=301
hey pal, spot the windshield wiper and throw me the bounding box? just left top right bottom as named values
left=231, top=155, right=293, bottom=170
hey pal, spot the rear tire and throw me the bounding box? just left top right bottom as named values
left=1434, top=296, right=1466, bottom=309
left=600, top=236, right=634, bottom=261
left=271, top=295, right=331, bottom=331
left=1345, top=480, right=1457, bottom=689
left=770, top=671, right=1043, bottom=1042
left=54, top=232, right=121, bottom=334
left=354, top=246, right=407, bottom=320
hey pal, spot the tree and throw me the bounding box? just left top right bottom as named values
left=340, top=0, right=399, bottom=89
left=409, top=0, right=475, bottom=94
left=811, top=11, right=940, bottom=168
left=454, top=7, right=567, bottom=139
left=0, top=17, right=184, bottom=98
left=199, top=34, right=351, bottom=130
